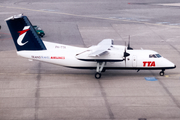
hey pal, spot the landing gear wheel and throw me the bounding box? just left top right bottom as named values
left=95, top=72, right=101, bottom=79
left=159, top=71, right=164, bottom=76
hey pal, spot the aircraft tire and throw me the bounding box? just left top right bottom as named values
left=95, top=72, right=101, bottom=79
left=159, top=71, right=164, bottom=76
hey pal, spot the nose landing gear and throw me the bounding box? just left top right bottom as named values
left=159, top=69, right=165, bottom=76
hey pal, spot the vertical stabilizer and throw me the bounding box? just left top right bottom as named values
left=5, top=14, right=46, bottom=51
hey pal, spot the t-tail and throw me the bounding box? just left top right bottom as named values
left=5, top=14, right=46, bottom=51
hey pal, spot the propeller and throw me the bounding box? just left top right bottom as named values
left=127, top=35, right=133, bottom=50
left=123, top=42, right=130, bottom=66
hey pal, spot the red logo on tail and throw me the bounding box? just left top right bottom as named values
left=18, top=28, right=30, bottom=35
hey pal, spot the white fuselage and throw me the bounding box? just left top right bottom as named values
left=17, top=41, right=175, bottom=70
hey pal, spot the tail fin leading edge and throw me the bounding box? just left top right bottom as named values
left=6, top=14, right=47, bottom=51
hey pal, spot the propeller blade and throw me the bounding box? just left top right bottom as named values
left=123, top=43, right=130, bottom=57
left=123, top=41, right=130, bottom=67
left=127, top=35, right=133, bottom=50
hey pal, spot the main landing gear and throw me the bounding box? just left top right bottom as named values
left=159, top=69, right=165, bottom=76
left=95, top=62, right=106, bottom=79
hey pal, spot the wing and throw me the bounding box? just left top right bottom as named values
left=88, top=39, right=113, bottom=57
left=76, top=39, right=124, bottom=62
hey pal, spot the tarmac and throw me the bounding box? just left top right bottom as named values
left=0, top=0, right=180, bottom=120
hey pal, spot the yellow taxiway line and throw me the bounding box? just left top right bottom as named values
left=1, top=5, right=180, bottom=29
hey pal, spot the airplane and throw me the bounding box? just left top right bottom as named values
left=5, top=14, right=176, bottom=79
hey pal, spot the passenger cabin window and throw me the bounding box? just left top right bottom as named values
left=149, top=54, right=161, bottom=58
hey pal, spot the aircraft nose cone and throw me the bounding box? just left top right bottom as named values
left=163, top=58, right=176, bottom=69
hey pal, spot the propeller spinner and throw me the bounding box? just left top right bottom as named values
left=123, top=42, right=130, bottom=66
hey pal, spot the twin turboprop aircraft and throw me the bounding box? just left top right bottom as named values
left=6, top=14, right=176, bottom=79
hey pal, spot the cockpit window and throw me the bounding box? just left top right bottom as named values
left=149, top=54, right=156, bottom=58
left=149, top=54, right=161, bottom=58
left=156, top=54, right=161, bottom=58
